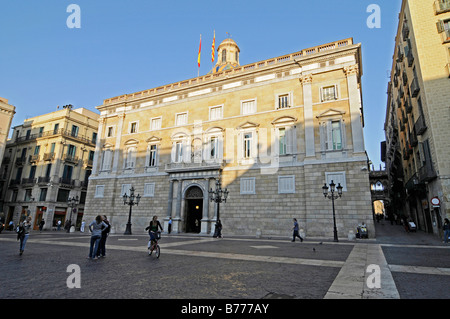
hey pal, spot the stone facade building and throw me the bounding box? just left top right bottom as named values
left=384, top=0, right=450, bottom=238
left=85, top=37, right=374, bottom=238
left=1, top=106, right=99, bottom=230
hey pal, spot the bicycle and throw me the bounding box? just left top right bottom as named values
left=147, top=231, right=161, bottom=258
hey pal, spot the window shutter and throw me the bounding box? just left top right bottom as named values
left=437, top=20, right=445, bottom=33
left=341, top=121, right=346, bottom=149
left=252, top=131, right=258, bottom=159
left=326, top=121, right=333, bottom=150
left=286, top=126, right=294, bottom=155
left=183, top=139, right=191, bottom=163
left=320, top=123, right=326, bottom=152
left=171, top=143, right=176, bottom=163
left=237, top=132, right=243, bottom=160
left=218, top=135, right=224, bottom=159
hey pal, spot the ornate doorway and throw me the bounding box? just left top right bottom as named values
left=185, top=186, right=203, bottom=233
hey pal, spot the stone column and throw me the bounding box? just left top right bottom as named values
left=91, top=117, right=106, bottom=176
left=200, top=178, right=210, bottom=234
left=112, top=112, right=125, bottom=173
left=301, top=74, right=315, bottom=158
left=344, top=65, right=365, bottom=153
left=172, top=179, right=183, bottom=233
left=164, top=180, right=174, bottom=233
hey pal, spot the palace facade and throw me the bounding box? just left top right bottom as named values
left=85, top=37, right=374, bottom=238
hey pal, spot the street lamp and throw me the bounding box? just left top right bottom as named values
left=66, top=195, right=79, bottom=233
left=322, top=180, right=343, bottom=242
left=209, top=178, right=228, bottom=237
left=123, top=186, right=141, bottom=235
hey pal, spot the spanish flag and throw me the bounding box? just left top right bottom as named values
left=211, top=30, right=215, bottom=63
left=198, top=34, right=202, bottom=68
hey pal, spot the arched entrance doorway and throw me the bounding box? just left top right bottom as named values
left=185, top=186, right=203, bottom=233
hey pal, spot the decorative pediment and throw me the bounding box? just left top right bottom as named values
left=271, top=116, right=297, bottom=125
left=102, top=143, right=114, bottom=149
left=205, top=126, right=224, bottom=134
left=124, top=139, right=139, bottom=146
left=237, top=121, right=259, bottom=130
left=146, top=136, right=161, bottom=143
left=316, top=109, right=346, bottom=119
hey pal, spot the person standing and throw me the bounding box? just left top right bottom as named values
left=39, top=219, right=45, bottom=232
left=168, top=217, right=172, bottom=234
left=80, top=220, right=86, bottom=233
left=443, top=218, right=450, bottom=244
left=97, top=215, right=110, bottom=258
left=87, top=215, right=109, bottom=260
left=292, top=218, right=303, bottom=242
left=17, top=216, right=32, bottom=255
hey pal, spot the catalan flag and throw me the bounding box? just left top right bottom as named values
left=198, top=34, right=202, bottom=68
left=211, top=30, right=215, bottom=63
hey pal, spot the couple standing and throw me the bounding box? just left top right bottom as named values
left=87, top=215, right=111, bottom=259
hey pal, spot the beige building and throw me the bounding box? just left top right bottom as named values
left=384, top=0, right=450, bottom=237
left=85, top=37, right=374, bottom=238
left=0, top=97, right=16, bottom=167
left=1, top=106, right=99, bottom=230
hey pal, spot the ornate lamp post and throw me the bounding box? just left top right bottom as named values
left=123, top=186, right=141, bottom=235
left=209, top=179, right=228, bottom=237
left=66, top=195, right=79, bottom=233
left=322, top=180, right=343, bottom=242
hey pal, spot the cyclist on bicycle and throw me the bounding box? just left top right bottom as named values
left=145, top=216, right=163, bottom=254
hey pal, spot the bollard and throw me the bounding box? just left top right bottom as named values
left=348, top=230, right=356, bottom=241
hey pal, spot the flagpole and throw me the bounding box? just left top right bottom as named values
left=198, top=34, right=201, bottom=77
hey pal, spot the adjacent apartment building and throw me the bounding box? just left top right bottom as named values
left=84, top=37, right=374, bottom=238
left=0, top=106, right=99, bottom=230
left=384, top=0, right=450, bottom=238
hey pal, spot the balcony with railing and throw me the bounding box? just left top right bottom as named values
left=15, top=157, right=26, bottom=166
left=37, top=176, right=51, bottom=185
left=63, top=154, right=79, bottom=165
left=414, top=115, right=427, bottom=135
left=28, top=155, right=39, bottom=163
left=43, top=153, right=55, bottom=161
left=418, top=162, right=437, bottom=182
left=165, top=160, right=225, bottom=173
left=410, top=77, right=420, bottom=97
left=407, top=49, right=414, bottom=67
left=21, top=178, right=36, bottom=187
left=59, top=178, right=75, bottom=188
left=435, top=0, right=450, bottom=14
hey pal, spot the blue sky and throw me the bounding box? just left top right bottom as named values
left=0, top=0, right=401, bottom=167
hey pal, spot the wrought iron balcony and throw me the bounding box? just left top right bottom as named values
left=414, top=116, right=427, bottom=135
left=435, top=0, right=450, bottom=14
left=410, top=77, right=420, bottom=97
left=418, top=163, right=437, bottom=182
left=407, top=49, right=414, bottom=67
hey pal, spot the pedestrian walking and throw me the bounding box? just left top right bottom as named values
left=17, top=216, right=32, bottom=256
left=57, top=219, right=61, bottom=231
left=80, top=220, right=86, bottom=233
left=97, top=215, right=110, bottom=258
left=39, top=219, right=45, bottom=232
left=443, top=218, right=450, bottom=244
left=292, top=218, right=303, bottom=242
left=87, top=215, right=109, bottom=260
left=213, top=219, right=223, bottom=238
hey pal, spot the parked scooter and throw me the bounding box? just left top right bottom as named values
left=356, top=223, right=368, bottom=239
